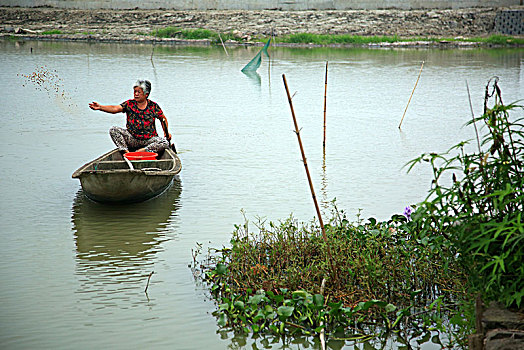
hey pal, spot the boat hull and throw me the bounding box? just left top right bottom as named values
left=72, top=148, right=181, bottom=203
left=78, top=172, right=175, bottom=203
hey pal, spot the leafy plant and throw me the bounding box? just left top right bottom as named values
left=406, top=77, right=523, bottom=308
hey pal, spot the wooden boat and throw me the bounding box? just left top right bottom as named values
left=72, top=148, right=181, bottom=203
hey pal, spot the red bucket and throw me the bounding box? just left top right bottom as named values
left=124, top=151, right=158, bottom=161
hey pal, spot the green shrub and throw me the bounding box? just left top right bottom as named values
left=406, top=77, right=524, bottom=308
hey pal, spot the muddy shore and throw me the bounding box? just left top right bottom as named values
left=0, top=6, right=521, bottom=47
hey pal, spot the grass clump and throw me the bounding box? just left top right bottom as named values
left=42, top=29, right=63, bottom=35
left=153, top=26, right=181, bottom=38
left=152, top=26, right=241, bottom=43
left=153, top=26, right=215, bottom=40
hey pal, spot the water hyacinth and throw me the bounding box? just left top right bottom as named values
left=403, top=205, right=414, bottom=221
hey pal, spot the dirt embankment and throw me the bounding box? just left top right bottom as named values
left=0, top=6, right=510, bottom=44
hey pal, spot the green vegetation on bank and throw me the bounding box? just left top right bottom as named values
left=464, top=34, right=524, bottom=46
left=152, top=27, right=523, bottom=46
left=194, top=80, right=523, bottom=347
left=42, top=29, right=63, bottom=35
left=277, top=33, right=400, bottom=45
left=275, top=33, right=524, bottom=46
left=152, top=26, right=241, bottom=43
left=6, top=26, right=523, bottom=47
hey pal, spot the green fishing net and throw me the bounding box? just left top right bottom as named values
left=241, top=39, right=271, bottom=73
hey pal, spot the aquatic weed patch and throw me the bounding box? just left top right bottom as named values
left=194, top=210, right=470, bottom=345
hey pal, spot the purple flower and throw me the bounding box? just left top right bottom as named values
left=403, top=206, right=413, bottom=221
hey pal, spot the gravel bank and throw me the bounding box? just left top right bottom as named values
left=0, top=6, right=519, bottom=47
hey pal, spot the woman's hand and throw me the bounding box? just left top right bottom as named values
left=89, top=101, right=101, bottom=110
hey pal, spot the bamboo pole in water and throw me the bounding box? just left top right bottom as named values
left=218, top=33, right=229, bottom=56
left=150, top=42, right=155, bottom=62
left=398, top=61, right=424, bottom=129
left=282, top=74, right=337, bottom=281
left=323, top=61, right=328, bottom=150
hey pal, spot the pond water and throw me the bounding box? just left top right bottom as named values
left=0, top=39, right=522, bottom=349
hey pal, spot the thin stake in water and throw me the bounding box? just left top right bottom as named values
left=218, top=33, right=229, bottom=56
left=323, top=61, right=328, bottom=150
left=466, top=80, right=482, bottom=154
left=398, top=61, right=424, bottom=129
left=150, top=42, right=155, bottom=62
left=145, top=271, right=154, bottom=293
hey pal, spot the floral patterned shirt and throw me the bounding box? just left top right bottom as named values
left=120, top=99, right=165, bottom=140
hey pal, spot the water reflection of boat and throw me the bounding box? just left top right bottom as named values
left=72, top=148, right=181, bottom=203
left=72, top=178, right=182, bottom=261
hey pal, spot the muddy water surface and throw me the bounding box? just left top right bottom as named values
left=0, top=40, right=522, bottom=349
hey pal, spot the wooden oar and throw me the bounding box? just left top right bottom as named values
left=160, top=117, right=177, bottom=154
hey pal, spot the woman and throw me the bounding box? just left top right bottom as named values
left=89, top=79, right=171, bottom=154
